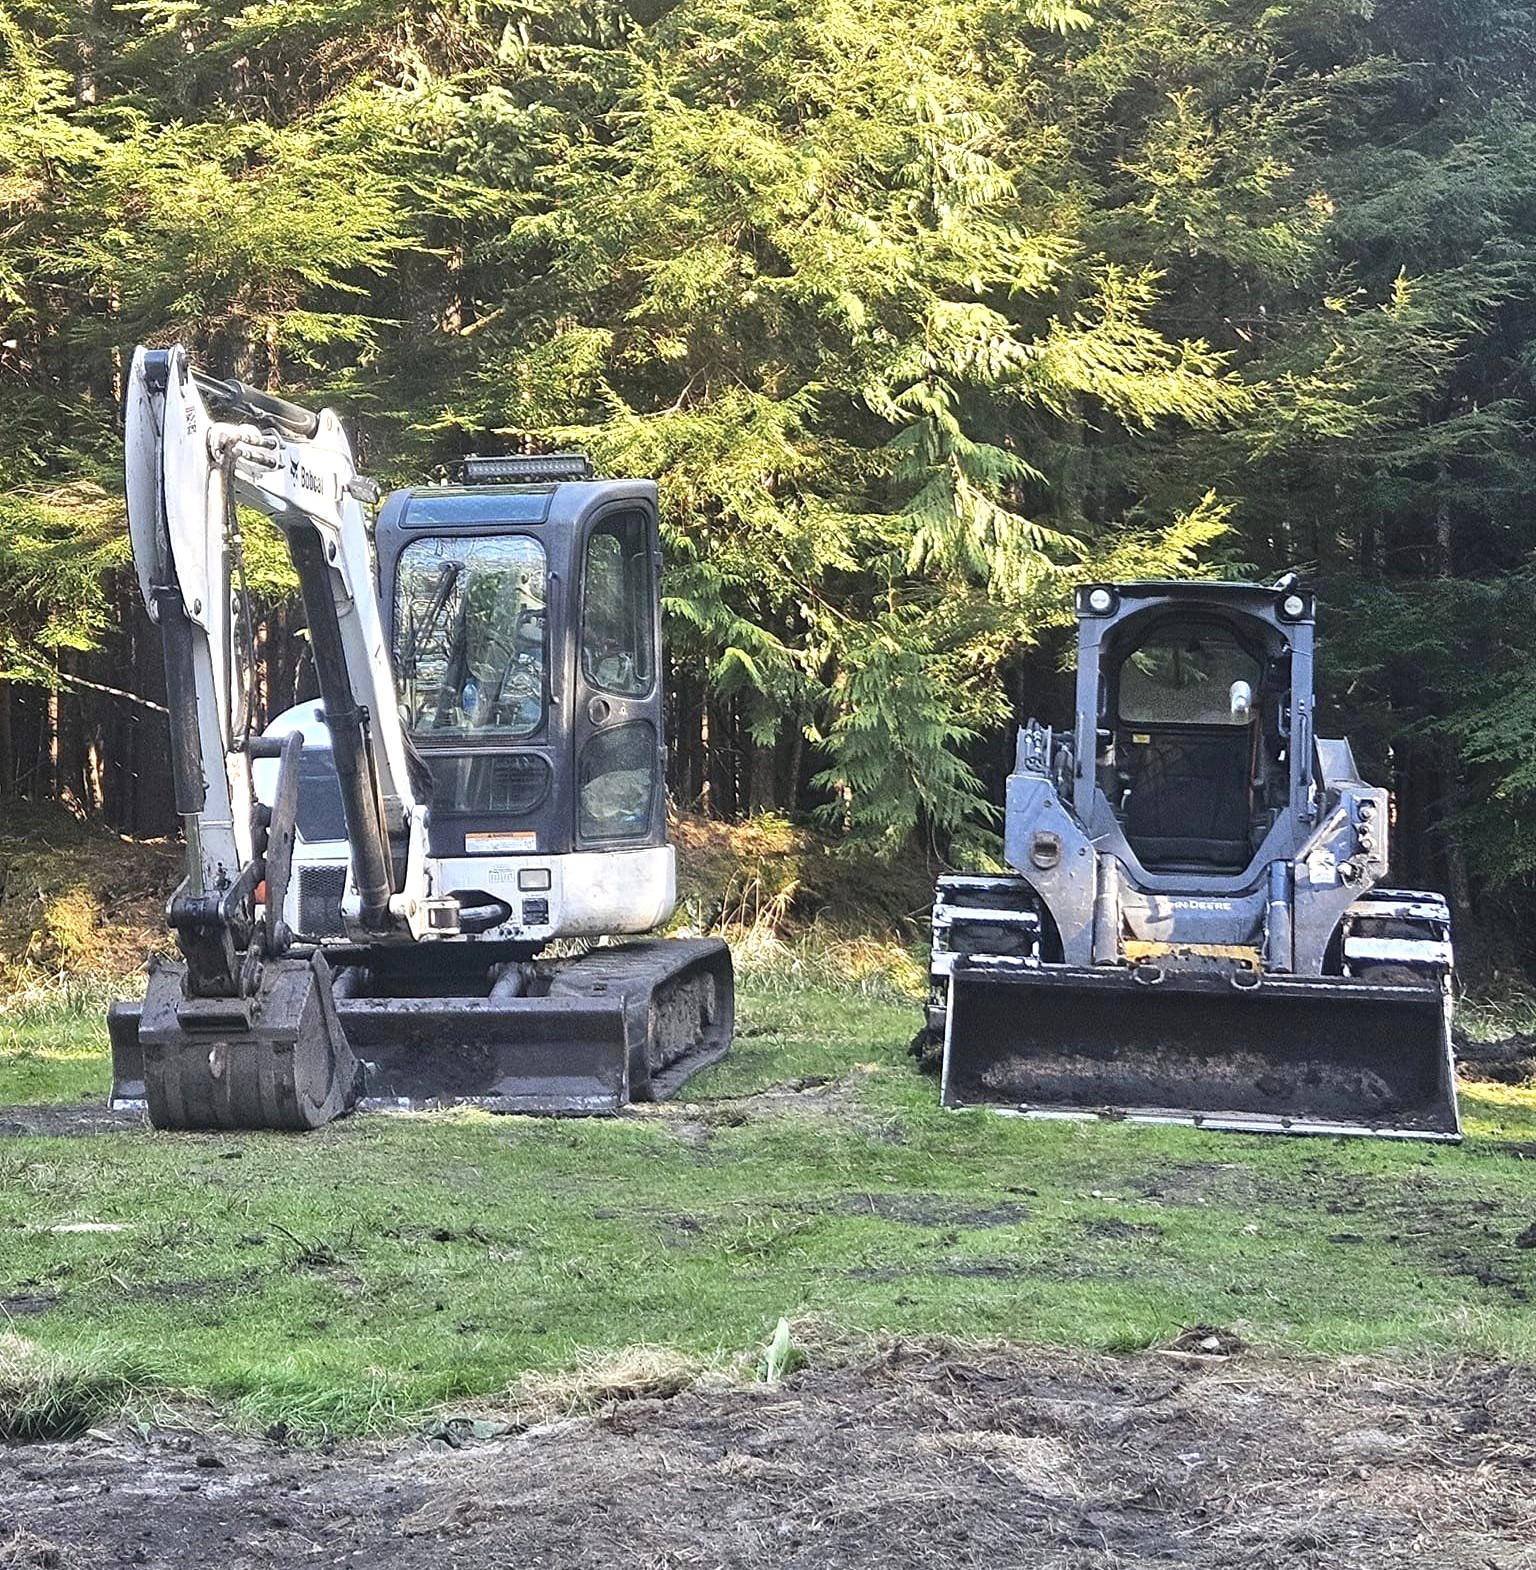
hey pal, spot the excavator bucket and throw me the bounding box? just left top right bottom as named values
left=111, top=939, right=733, bottom=1125
left=110, top=953, right=360, bottom=1131
left=942, top=959, right=1459, bottom=1140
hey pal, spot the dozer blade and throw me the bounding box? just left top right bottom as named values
left=110, top=953, right=360, bottom=1131
left=344, top=938, right=734, bottom=1115
left=342, top=994, right=631, bottom=1113
left=943, top=959, right=1459, bottom=1140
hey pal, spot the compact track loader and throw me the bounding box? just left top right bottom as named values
left=918, top=579, right=1458, bottom=1140
left=108, top=345, right=732, bottom=1130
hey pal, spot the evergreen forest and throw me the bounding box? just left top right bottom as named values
left=5, top=0, right=1536, bottom=963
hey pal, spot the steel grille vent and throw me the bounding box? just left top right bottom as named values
left=298, top=865, right=347, bottom=938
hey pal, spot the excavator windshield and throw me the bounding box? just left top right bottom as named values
left=393, top=534, right=548, bottom=739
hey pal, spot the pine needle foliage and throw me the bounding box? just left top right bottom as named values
left=4, top=0, right=1536, bottom=939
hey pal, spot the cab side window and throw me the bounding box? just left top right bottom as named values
left=582, top=514, right=655, bottom=697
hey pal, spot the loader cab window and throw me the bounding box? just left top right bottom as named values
left=1118, top=624, right=1262, bottom=728
left=1109, top=618, right=1269, bottom=873
left=394, top=534, right=548, bottom=740
left=582, top=513, right=655, bottom=698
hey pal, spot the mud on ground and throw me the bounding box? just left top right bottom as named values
left=3, top=1342, right=1534, bottom=1569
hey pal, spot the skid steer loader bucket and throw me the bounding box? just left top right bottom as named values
left=943, top=959, right=1459, bottom=1140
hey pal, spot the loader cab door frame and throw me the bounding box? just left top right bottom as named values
left=1071, top=582, right=1318, bottom=891
left=1108, top=614, right=1271, bottom=872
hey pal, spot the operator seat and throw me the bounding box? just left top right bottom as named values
left=1121, top=729, right=1252, bottom=870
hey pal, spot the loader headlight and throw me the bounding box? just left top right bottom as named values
left=1082, top=586, right=1118, bottom=616
left=1278, top=591, right=1311, bottom=621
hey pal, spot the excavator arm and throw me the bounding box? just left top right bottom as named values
left=124, top=346, right=451, bottom=969
left=113, top=346, right=437, bottom=1127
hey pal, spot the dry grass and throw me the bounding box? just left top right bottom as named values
left=0, top=1334, right=146, bottom=1444
left=0, top=801, right=176, bottom=1005
left=0, top=1529, right=74, bottom=1569
left=499, top=1343, right=710, bottom=1424
left=670, top=810, right=934, bottom=943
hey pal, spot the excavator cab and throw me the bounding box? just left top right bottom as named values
left=266, top=465, right=676, bottom=950
left=384, top=472, right=667, bottom=872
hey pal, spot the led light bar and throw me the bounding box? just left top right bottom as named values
left=460, top=452, right=593, bottom=484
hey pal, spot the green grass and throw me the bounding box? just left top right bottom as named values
left=1, top=984, right=1535, bottom=1438
left=0, top=991, right=125, bottom=1104
left=1459, top=989, right=1536, bottom=1042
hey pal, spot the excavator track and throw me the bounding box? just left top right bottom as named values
left=110, top=938, right=733, bottom=1126
left=348, top=938, right=734, bottom=1113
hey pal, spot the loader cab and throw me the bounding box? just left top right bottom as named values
left=374, top=462, right=668, bottom=863
left=1074, top=582, right=1316, bottom=879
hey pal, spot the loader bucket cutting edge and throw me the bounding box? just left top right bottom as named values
left=942, top=961, right=1459, bottom=1140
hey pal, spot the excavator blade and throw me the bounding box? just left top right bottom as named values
left=344, top=939, right=734, bottom=1114
left=942, top=959, right=1459, bottom=1140
left=110, top=952, right=360, bottom=1131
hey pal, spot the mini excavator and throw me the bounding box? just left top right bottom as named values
left=109, top=345, right=733, bottom=1129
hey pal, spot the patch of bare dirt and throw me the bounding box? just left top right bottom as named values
left=1454, top=1031, right=1536, bottom=1087
left=833, top=1193, right=1029, bottom=1228
left=0, top=1106, right=144, bottom=1139
left=642, top=1068, right=907, bottom=1155
left=3, top=1343, right=1535, bottom=1568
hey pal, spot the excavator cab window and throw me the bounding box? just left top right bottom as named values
left=1109, top=618, right=1268, bottom=871
left=582, top=515, right=655, bottom=698
left=393, top=534, right=548, bottom=739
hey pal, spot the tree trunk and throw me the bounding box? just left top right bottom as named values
left=0, top=678, right=13, bottom=795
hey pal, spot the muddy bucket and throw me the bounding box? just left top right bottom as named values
left=942, top=958, right=1458, bottom=1140
left=110, top=952, right=360, bottom=1130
